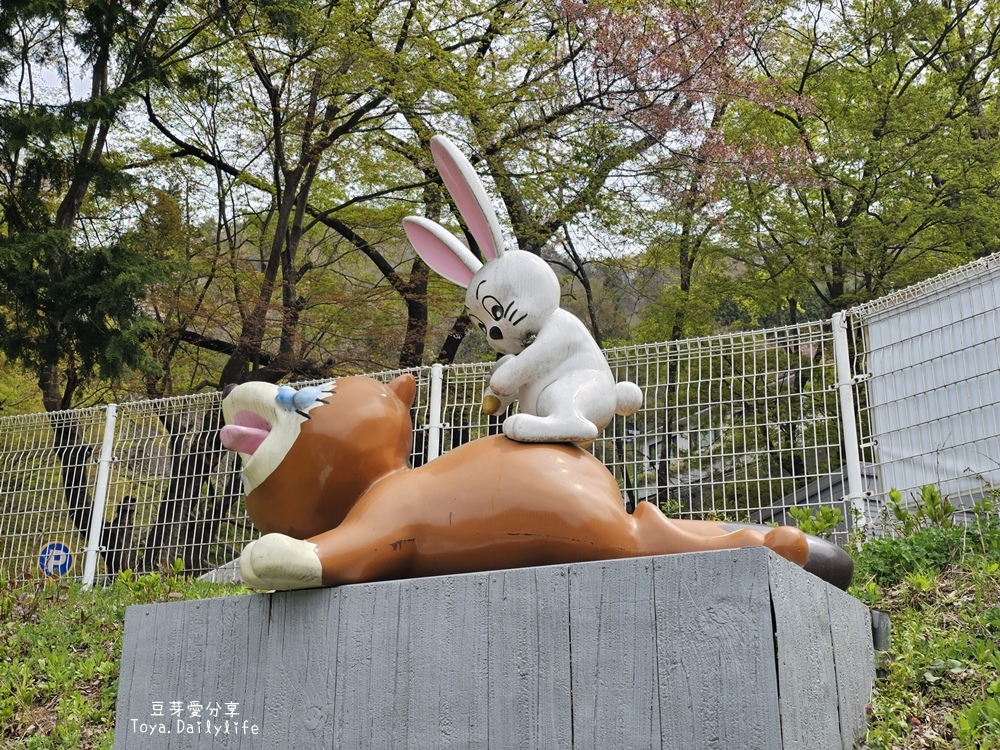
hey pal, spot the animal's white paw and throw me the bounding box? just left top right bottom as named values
left=502, top=413, right=599, bottom=444
left=238, top=533, right=323, bottom=590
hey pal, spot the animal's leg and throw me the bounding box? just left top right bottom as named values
left=502, top=412, right=600, bottom=443
left=240, top=522, right=419, bottom=589
left=239, top=534, right=323, bottom=590
left=503, top=371, right=617, bottom=443
left=632, top=501, right=808, bottom=566
left=759, top=526, right=810, bottom=566
left=308, top=521, right=419, bottom=587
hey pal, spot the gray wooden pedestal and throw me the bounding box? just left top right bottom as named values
left=114, top=547, right=875, bottom=749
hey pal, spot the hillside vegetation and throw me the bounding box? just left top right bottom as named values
left=1, top=506, right=998, bottom=749
left=5, top=0, right=1000, bottom=415
left=854, top=501, right=1000, bottom=749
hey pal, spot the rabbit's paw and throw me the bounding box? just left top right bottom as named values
left=488, top=355, right=525, bottom=397
left=503, top=413, right=599, bottom=444
left=239, top=533, right=323, bottom=590
left=482, top=386, right=516, bottom=415
left=489, top=354, right=516, bottom=374
left=488, top=373, right=519, bottom=397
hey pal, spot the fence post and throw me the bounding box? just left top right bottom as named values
left=831, top=312, right=868, bottom=529
left=81, top=403, right=118, bottom=589
left=426, top=364, right=445, bottom=462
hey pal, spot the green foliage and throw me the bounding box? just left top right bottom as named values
left=3, top=0, right=997, bottom=393
left=888, top=485, right=958, bottom=534
left=719, top=0, right=1000, bottom=318
left=787, top=505, right=844, bottom=538
left=854, top=485, right=1000, bottom=588
left=0, top=0, right=192, bottom=405
left=0, top=572, right=246, bottom=748
left=850, top=502, right=1000, bottom=748
left=0, top=354, right=43, bottom=414
left=953, top=695, right=1000, bottom=747
left=0, top=230, right=168, bottom=387
left=858, top=526, right=967, bottom=587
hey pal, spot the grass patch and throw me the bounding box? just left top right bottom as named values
left=1, top=572, right=246, bottom=749
left=852, top=506, right=1000, bottom=749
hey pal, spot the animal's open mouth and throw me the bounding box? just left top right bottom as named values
left=219, top=410, right=271, bottom=456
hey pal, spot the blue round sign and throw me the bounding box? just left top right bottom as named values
left=39, top=541, right=73, bottom=577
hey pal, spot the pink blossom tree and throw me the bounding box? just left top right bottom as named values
left=561, top=0, right=809, bottom=339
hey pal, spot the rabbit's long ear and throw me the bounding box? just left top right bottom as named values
left=403, top=216, right=482, bottom=288
left=430, top=135, right=505, bottom=261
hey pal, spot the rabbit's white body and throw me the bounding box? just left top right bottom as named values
left=488, top=308, right=628, bottom=442
left=403, top=135, right=642, bottom=444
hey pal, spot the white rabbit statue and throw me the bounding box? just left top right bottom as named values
left=403, top=135, right=643, bottom=445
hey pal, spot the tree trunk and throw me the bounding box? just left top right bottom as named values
left=142, top=407, right=238, bottom=573
left=399, top=258, right=430, bottom=369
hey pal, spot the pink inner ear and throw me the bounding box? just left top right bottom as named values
left=403, top=219, right=477, bottom=287
left=438, top=159, right=501, bottom=261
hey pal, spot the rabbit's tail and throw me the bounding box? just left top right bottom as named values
left=614, top=381, right=644, bottom=417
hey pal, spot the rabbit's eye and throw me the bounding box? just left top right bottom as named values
left=478, top=323, right=487, bottom=334
left=482, top=295, right=506, bottom=321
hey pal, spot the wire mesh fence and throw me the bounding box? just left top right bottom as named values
left=0, top=407, right=108, bottom=583
left=600, top=324, right=849, bottom=523
left=2, top=255, right=999, bottom=586
left=0, top=323, right=857, bottom=587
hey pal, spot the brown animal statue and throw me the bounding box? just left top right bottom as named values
left=220, top=374, right=851, bottom=591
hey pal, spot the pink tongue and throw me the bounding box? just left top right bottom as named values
left=220, top=424, right=270, bottom=455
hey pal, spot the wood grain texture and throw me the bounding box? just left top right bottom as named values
left=484, top=566, right=573, bottom=750
left=654, top=548, right=783, bottom=750
left=330, top=579, right=404, bottom=747
left=769, top=553, right=842, bottom=750
left=828, top=590, right=876, bottom=749
left=262, top=587, right=342, bottom=744
left=568, top=556, right=660, bottom=749
left=115, top=550, right=875, bottom=749
left=115, top=596, right=269, bottom=749
left=393, top=574, right=491, bottom=747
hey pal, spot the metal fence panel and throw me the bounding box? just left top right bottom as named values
left=99, top=393, right=244, bottom=581
left=8, top=256, right=999, bottom=587
left=849, top=254, right=1000, bottom=522
left=599, top=325, right=848, bottom=526
left=15, top=246, right=1000, bottom=586
left=410, top=325, right=850, bottom=531
left=0, top=323, right=860, bottom=585
left=0, top=407, right=107, bottom=582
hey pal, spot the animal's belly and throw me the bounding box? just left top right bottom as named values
left=516, top=380, right=545, bottom=415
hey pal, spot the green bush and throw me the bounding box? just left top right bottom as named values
left=787, top=504, right=844, bottom=538
left=855, top=485, right=1000, bottom=587
left=858, top=526, right=966, bottom=586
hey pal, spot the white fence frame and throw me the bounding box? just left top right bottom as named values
left=3, top=255, right=999, bottom=587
